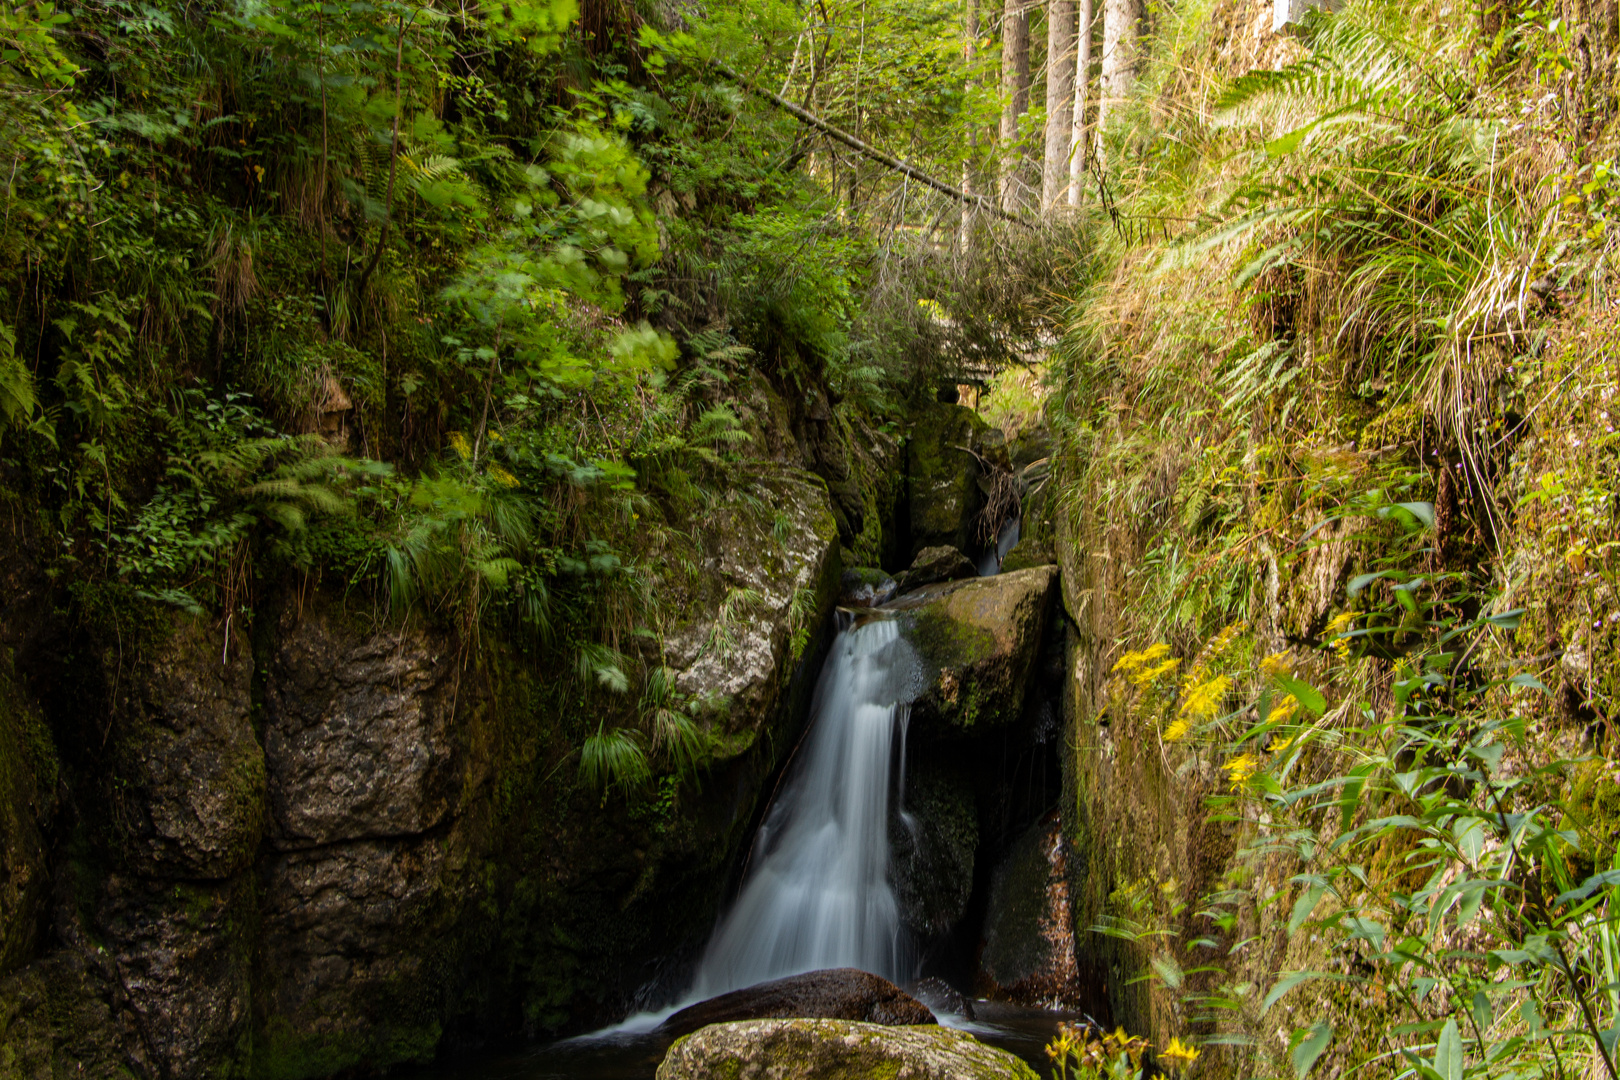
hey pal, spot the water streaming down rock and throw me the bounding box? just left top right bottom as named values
left=690, top=613, right=921, bottom=998
left=977, top=516, right=1022, bottom=577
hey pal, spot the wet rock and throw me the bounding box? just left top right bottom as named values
left=840, top=567, right=897, bottom=607
left=0, top=682, right=52, bottom=974
left=906, top=402, right=992, bottom=558
left=890, top=546, right=977, bottom=595
left=661, top=969, right=934, bottom=1038
left=264, top=606, right=461, bottom=848
left=0, top=949, right=150, bottom=1080
left=255, top=830, right=467, bottom=1075
left=978, top=811, right=1083, bottom=1009
left=891, top=762, right=977, bottom=939
left=110, top=615, right=265, bottom=878
left=907, top=977, right=976, bottom=1021
left=92, top=872, right=255, bottom=1078
left=894, top=567, right=1059, bottom=738
left=1000, top=536, right=1056, bottom=573
left=657, top=1018, right=1038, bottom=1080
left=662, top=475, right=841, bottom=755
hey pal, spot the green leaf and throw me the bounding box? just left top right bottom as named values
left=1276, top=673, right=1327, bottom=716
left=1434, top=1018, right=1462, bottom=1080
left=1289, top=884, right=1326, bottom=933
left=1347, top=570, right=1390, bottom=597
left=1292, top=1021, right=1333, bottom=1078
left=1151, top=955, right=1184, bottom=990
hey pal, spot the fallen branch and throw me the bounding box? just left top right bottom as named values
left=710, top=61, right=1033, bottom=229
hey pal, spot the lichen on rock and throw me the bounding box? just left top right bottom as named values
left=656, top=1018, right=1039, bottom=1080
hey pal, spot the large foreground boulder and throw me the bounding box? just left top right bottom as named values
left=891, top=566, right=1058, bottom=738
left=657, top=1018, right=1038, bottom=1080
left=661, top=969, right=934, bottom=1038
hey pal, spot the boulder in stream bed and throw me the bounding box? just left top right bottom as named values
left=890, top=545, right=977, bottom=595
left=977, top=811, right=1083, bottom=1009
left=656, top=1018, right=1038, bottom=1080
left=891, top=566, right=1058, bottom=738
left=660, top=968, right=934, bottom=1038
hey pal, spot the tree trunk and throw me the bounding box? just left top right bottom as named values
left=998, top=0, right=1031, bottom=214
left=1041, top=0, right=1076, bottom=211
left=962, top=0, right=980, bottom=250
left=1097, top=0, right=1141, bottom=155
left=1066, top=0, right=1093, bottom=206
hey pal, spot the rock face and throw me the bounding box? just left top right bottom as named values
left=893, top=566, right=1059, bottom=738
left=657, top=1018, right=1039, bottom=1080
left=661, top=969, right=935, bottom=1038
left=0, top=678, right=52, bottom=976
left=906, top=402, right=992, bottom=558
left=978, top=811, right=1083, bottom=1009
left=111, top=616, right=265, bottom=879
left=891, top=762, right=977, bottom=939
left=891, top=545, right=977, bottom=595
left=264, top=607, right=462, bottom=848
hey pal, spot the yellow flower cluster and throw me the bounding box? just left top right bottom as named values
left=1260, top=650, right=1293, bottom=677
left=1162, top=1036, right=1201, bottom=1066
left=1113, top=642, right=1180, bottom=687
left=1324, top=610, right=1357, bottom=659
left=487, top=464, right=520, bottom=488
left=448, top=431, right=472, bottom=460
left=1224, top=753, right=1260, bottom=791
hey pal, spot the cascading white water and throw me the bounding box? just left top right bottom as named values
left=689, top=613, right=920, bottom=998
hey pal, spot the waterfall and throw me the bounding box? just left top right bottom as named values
left=977, top=515, right=1022, bottom=577
left=689, top=613, right=920, bottom=997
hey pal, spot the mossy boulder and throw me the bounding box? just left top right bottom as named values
left=840, top=567, right=897, bottom=607
left=0, top=950, right=148, bottom=1080
left=890, top=760, right=977, bottom=938
left=109, top=615, right=264, bottom=879
left=891, top=546, right=976, bottom=596
left=656, top=1018, right=1038, bottom=1080
left=977, top=811, right=1082, bottom=1009
left=906, top=402, right=992, bottom=559
left=998, top=537, right=1054, bottom=574
left=895, top=567, right=1059, bottom=739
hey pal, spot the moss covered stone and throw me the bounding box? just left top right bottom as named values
left=906, top=402, right=991, bottom=559
left=656, top=1019, right=1038, bottom=1079
left=897, top=567, right=1058, bottom=738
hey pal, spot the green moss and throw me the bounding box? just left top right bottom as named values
left=253, top=1017, right=442, bottom=1080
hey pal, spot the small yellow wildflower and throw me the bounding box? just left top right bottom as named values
left=1324, top=610, right=1357, bottom=659
left=1165, top=717, right=1191, bottom=742
left=1162, top=1036, right=1200, bottom=1066
left=1265, top=696, right=1298, bottom=726
left=448, top=431, right=472, bottom=460
left=1224, top=753, right=1260, bottom=791
left=1260, top=650, right=1292, bottom=677
left=1113, top=642, right=1171, bottom=675
left=487, top=464, right=520, bottom=488
left=1178, top=674, right=1230, bottom=721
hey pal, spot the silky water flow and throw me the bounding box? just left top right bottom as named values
left=689, top=611, right=921, bottom=998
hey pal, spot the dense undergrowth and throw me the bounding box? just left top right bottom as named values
left=1040, top=1, right=1620, bottom=1077
left=0, top=0, right=1071, bottom=795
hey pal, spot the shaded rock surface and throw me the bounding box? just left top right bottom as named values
left=906, top=977, right=975, bottom=1021
left=110, top=616, right=264, bottom=878
left=891, top=545, right=977, bottom=595
left=661, top=969, right=934, bottom=1038
left=906, top=403, right=992, bottom=559
left=264, top=607, right=462, bottom=848
left=0, top=675, right=52, bottom=976
left=978, top=811, right=1083, bottom=1009
left=891, top=761, right=977, bottom=938
left=838, top=567, right=896, bottom=607
left=657, top=1018, right=1038, bottom=1080
left=891, top=566, right=1059, bottom=738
